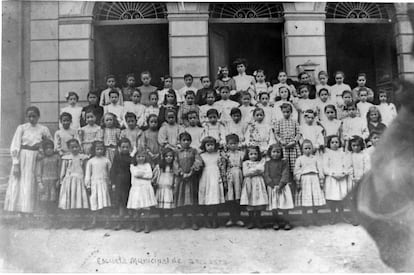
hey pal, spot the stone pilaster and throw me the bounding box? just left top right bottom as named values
left=283, top=3, right=327, bottom=81
left=167, top=3, right=209, bottom=89
left=394, top=4, right=414, bottom=82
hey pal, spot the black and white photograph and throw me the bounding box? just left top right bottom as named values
left=1, top=0, right=414, bottom=272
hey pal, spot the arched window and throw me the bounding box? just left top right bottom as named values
left=209, top=3, right=283, bottom=22
left=94, top=2, right=167, bottom=22
left=326, top=2, right=392, bottom=22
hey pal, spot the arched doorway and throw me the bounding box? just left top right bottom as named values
left=325, top=2, right=398, bottom=103
left=93, top=2, right=169, bottom=90
left=208, top=3, right=284, bottom=81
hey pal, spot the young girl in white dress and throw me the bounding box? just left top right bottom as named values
left=294, top=140, right=326, bottom=226
left=184, top=111, right=204, bottom=151
left=240, top=146, right=269, bottom=229
left=4, top=106, right=52, bottom=226
left=127, top=149, right=157, bottom=233
left=60, top=91, right=82, bottom=130
left=315, top=71, right=331, bottom=100
left=257, top=92, right=276, bottom=127
left=347, top=135, right=370, bottom=226
left=201, top=108, right=226, bottom=147
left=84, top=141, right=112, bottom=229
left=79, top=110, right=102, bottom=156
left=330, top=71, right=351, bottom=108
left=273, top=86, right=299, bottom=122
left=299, top=110, right=325, bottom=154
left=296, top=85, right=317, bottom=125
left=323, top=135, right=352, bottom=224
left=224, top=108, right=247, bottom=147
left=271, top=71, right=297, bottom=103
left=152, top=147, right=176, bottom=229
left=252, top=69, right=271, bottom=104
left=55, top=112, right=80, bottom=156
left=377, top=90, right=397, bottom=127
left=320, top=105, right=342, bottom=146
left=265, top=143, right=294, bottom=230
left=244, top=108, right=276, bottom=155
left=315, top=88, right=335, bottom=122
left=238, top=92, right=255, bottom=124
left=198, top=136, right=226, bottom=228
left=58, top=139, right=90, bottom=229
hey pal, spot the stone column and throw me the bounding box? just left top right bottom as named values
left=167, top=3, right=209, bottom=90
left=394, top=4, right=414, bottom=82
left=29, top=1, right=60, bottom=131
left=283, top=3, right=327, bottom=81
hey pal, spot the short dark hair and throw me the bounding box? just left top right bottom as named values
left=267, top=143, right=283, bottom=159
left=206, top=108, right=219, bottom=118
left=244, top=145, right=262, bottom=161
left=91, top=140, right=105, bottom=156
left=183, top=74, right=193, bottom=80
left=280, top=103, right=293, bottom=112
left=66, top=138, right=80, bottom=149
left=60, top=112, right=72, bottom=122
left=179, top=131, right=192, bottom=142
left=26, top=106, right=40, bottom=116
left=42, top=139, right=54, bottom=151
left=105, top=74, right=116, bottom=81
left=326, top=135, right=342, bottom=149
left=230, top=107, right=241, bottom=116
left=200, top=136, right=219, bottom=152
left=65, top=91, right=79, bottom=101
left=225, top=134, right=239, bottom=144
left=348, top=135, right=365, bottom=151
left=118, top=137, right=131, bottom=147
left=108, top=89, right=119, bottom=97
left=124, top=112, right=137, bottom=121
left=126, top=73, right=135, bottom=80
left=185, top=90, right=196, bottom=98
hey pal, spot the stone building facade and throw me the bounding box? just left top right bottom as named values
left=1, top=1, right=413, bottom=149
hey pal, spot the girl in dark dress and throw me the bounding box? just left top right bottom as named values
left=110, top=138, right=132, bottom=230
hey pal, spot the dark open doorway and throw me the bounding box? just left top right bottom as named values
left=94, top=24, right=169, bottom=90
left=326, top=23, right=398, bottom=103
left=209, top=23, right=283, bottom=82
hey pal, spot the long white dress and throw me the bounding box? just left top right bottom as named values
left=127, top=163, right=157, bottom=209
left=323, top=149, right=352, bottom=201
left=4, top=123, right=52, bottom=213
left=85, top=156, right=112, bottom=211
left=198, top=152, right=225, bottom=205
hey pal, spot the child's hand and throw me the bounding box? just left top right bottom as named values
left=112, top=184, right=116, bottom=191
left=12, top=164, right=20, bottom=177
left=285, top=142, right=295, bottom=149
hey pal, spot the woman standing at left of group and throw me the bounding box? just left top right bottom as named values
left=4, top=106, right=52, bottom=228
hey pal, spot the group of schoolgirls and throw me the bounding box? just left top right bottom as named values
left=4, top=59, right=397, bottom=234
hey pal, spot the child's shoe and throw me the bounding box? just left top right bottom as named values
left=283, top=223, right=292, bottom=230
left=255, top=219, right=264, bottom=229
left=225, top=219, right=234, bottom=227
left=134, top=222, right=143, bottom=232
left=235, top=220, right=245, bottom=227
left=191, top=216, right=199, bottom=230
left=273, top=223, right=280, bottom=230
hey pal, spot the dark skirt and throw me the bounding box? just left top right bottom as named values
left=112, top=173, right=131, bottom=207
left=174, top=176, right=199, bottom=207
